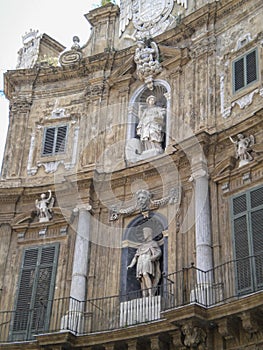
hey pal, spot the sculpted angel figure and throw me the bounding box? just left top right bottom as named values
left=229, top=133, right=254, bottom=166
left=35, top=190, right=54, bottom=222
left=127, top=227, right=162, bottom=297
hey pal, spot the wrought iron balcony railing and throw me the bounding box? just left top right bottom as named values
left=0, top=254, right=262, bottom=343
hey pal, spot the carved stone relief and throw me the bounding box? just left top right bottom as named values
left=119, top=0, right=187, bottom=40
left=134, top=40, right=162, bottom=90
left=181, top=324, right=207, bottom=350
left=110, top=187, right=180, bottom=221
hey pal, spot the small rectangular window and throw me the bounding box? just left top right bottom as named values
left=233, top=48, right=258, bottom=93
left=42, top=125, right=68, bottom=156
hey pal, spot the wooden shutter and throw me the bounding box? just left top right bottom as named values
left=246, top=50, right=257, bottom=85
left=234, top=57, right=245, bottom=92
left=55, top=126, right=67, bottom=153
left=233, top=49, right=258, bottom=93
left=250, top=187, right=263, bottom=289
left=42, top=125, right=68, bottom=156
left=232, top=194, right=252, bottom=294
left=11, top=244, right=59, bottom=341
left=43, top=127, right=56, bottom=155
left=232, top=186, right=263, bottom=295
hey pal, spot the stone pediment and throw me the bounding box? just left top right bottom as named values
left=211, top=156, right=237, bottom=180
left=107, top=55, right=135, bottom=87
left=158, top=45, right=190, bottom=69
left=11, top=207, right=69, bottom=229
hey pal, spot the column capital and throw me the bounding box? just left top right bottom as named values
left=189, top=168, right=209, bottom=182
left=73, top=204, right=92, bottom=215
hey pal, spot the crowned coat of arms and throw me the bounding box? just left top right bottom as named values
left=119, top=0, right=187, bottom=39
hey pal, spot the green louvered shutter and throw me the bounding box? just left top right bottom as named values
left=11, top=244, right=59, bottom=341
left=232, top=193, right=253, bottom=294
left=233, top=48, right=258, bottom=93
left=250, top=187, right=263, bottom=289
left=232, top=186, right=263, bottom=295
left=42, top=125, right=68, bottom=156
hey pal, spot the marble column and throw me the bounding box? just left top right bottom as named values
left=190, top=160, right=215, bottom=306
left=61, top=204, right=92, bottom=333
left=70, top=204, right=92, bottom=302
left=191, top=168, right=213, bottom=277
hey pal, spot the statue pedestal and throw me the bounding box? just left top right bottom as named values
left=120, top=295, right=161, bottom=327
left=125, top=138, right=163, bottom=163
left=239, top=159, right=250, bottom=167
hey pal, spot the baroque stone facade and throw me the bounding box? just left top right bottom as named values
left=0, top=0, right=263, bottom=349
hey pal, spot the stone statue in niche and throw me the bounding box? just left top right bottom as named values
left=127, top=227, right=162, bottom=297
left=35, top=190, right=54, bottom=222
left=137, top=95, right=166, bottom=154
left=229, top=133, right=254, bottom=167
left=134, top=40, right=162, bottom=90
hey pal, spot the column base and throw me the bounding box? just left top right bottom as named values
left=190, top=283, right=224, bottom=307
left=60, top=311, right=86, bottom=335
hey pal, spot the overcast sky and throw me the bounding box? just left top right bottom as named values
left=0, top=0, right=111, bottom=171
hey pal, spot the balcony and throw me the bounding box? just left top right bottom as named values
left=0, top=255, right=262, bottom=344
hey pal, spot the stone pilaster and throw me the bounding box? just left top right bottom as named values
left=3, top=97, right=32, bottom=178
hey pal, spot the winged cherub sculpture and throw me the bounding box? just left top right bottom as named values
left=35, top=190, right=54, bottom=222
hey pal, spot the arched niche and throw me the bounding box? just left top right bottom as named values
left=120, top=212, right=168, bottom=299
left=126, top=80, right=171, bottom=151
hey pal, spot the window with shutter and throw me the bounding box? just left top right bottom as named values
left=42, top=125, right=68, bottom=156
left=232, top=48, right=258, bottom=93
left=11, top=244, right=59, bottom=341
left=231, top=185, right=263, bottom=295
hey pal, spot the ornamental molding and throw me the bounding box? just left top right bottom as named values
left=231, top=89, right=259, bottom=110
left=27, top=122, right=79, bottom=176
left=109, top=186, right=181, bottom=221
left=221, top=82, right=262, bottom=119
left=59, top=36, right=83, bottom=67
